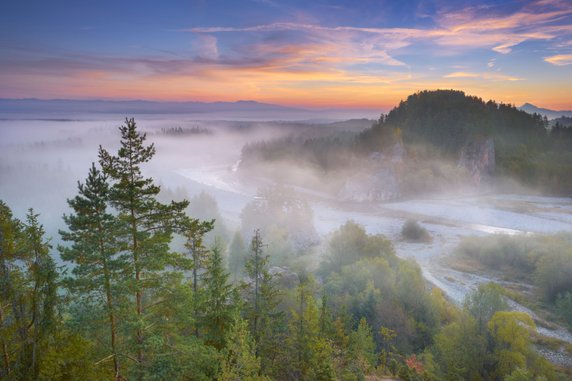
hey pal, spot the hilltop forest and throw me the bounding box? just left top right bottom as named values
left=241, top=90, right=572, bottom=197
left=1, top=118, right=566, bottom=381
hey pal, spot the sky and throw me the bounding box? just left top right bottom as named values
left=1, top=0, right=571, bottom=110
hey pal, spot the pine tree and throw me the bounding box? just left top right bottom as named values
left=288, top=274, right=335, bottom=381
left=60, top=163, right=125, bottom=380
left=183, top=217, right=214, bottom=337
left=0, top=200, right=21, bottom=378
left=218, top=314, right=267, bottom=381
left=0, top=203, right=58, bottom=380
left=98, top=118, right=189, bottom=378
left=348, top=318, right=376, bottom=375
left=244, top=230, right=273, bottom=348
left=201, top=242, right=237, bottom=349
left=243, top=229, right=282, bottom=376
left=23, top=210, right=58, bottom=380
left=228, top=231, right=248, bottom=283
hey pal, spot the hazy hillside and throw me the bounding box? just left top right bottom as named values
left=241, top=90, right=572, bottom=197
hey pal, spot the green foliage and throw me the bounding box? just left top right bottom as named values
left=243, top=229, right=283, bottom=376
left=347, top=318, right=376, bottom=375
left=433, top=313, right=487, bottom=380
left=401, top=219, right=431, bottom=243
left=320, top=220, right=396, bottom=275
left=228, top=231, right=249, bottom=282
left=59, top=163, right=126, bottom=379
left=464, top=283, right=508, bottom=333
left=456, top=233, right=572, bottom=306
left=374, top=90, right=546, bottom=154
left=504, top=368, right=534, bottom=381
left=98, top=118, right=191, bottom=376
left=0, top=204, right=59, bottom=380
left=145, top=334, right=220, bottom=381
left=239, top=90, right=572, bottom=195
left=218, top=314, right=267, bottom=381
left=2, top=115, right=567, bottom=380
left=201, top=243, right=238, bottom=349
left=488, top=311, right=535, bottom=379
left=389, top=358, right=399, bottom=376
left=555, top=292, right=572, bottom=328
left=535, top=249, right=572, bottom=302
left=37, top=331, right=99, bottom=381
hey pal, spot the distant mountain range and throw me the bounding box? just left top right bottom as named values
left=0, top=98, right=304, bottom=115
left=519, top=103, right=572, bottom=119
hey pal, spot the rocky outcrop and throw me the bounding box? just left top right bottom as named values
left=458, top=137, right=495, bottom=185
left=338, top=142, right=404, bottom=202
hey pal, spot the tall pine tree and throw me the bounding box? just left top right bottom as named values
left=243, top=230, right=282, bottom=376
left=98, top=118, right=189, bottom=379
left=60, top=163, right=125, bottom=380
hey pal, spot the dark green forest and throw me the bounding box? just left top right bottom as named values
left=0, top=118, right=566, bottom=380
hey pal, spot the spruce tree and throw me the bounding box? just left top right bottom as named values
left=228, top=231, right=248, bottom=283
left=218, top=314, right=267, bottom=381
left=0, top=201, right=21, bottom=378
left=22, top=210, right=58, bottom=380
left=60, top=163, right=125, bottom=380
left=98, top=118, right=189, bottom=378
left=182, top=217, right=214, bottom=337
left=0, top=203, right=58, bottom=380
left=201, top=242, right=237, bottom=349
left=243, top=229, right=282, bottom=375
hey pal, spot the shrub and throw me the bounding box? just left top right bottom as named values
left=401, top=219, right=431, bottom=243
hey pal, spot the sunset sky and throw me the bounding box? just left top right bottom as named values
left=1, top=0, right=571, bottom=110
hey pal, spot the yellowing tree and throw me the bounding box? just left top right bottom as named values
left=488, top=311, right=535, bottom=378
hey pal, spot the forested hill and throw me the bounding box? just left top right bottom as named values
left=359, top=90, right=548, bottom=155
left=241, top=90, right=572, bottom=196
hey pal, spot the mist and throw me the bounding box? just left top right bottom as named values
left=2, top=103, right=572, bottom=371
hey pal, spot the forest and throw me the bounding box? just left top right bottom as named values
left=240, top=90, right=572, bottom=196
left=0, top=118, right=566, bottom=381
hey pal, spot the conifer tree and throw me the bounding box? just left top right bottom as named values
left=0, top=204, right=58, bottom=380
left=244, top=230, right=276, bottom=348
left=23, top=210, right=58, bottom=380
left=98, top=118, right=189, bottom=378
left=201, top=242, right=237, bottom=349
left=0, top=201, right=19, bottom=378
left=228, top=231, right=248, bottom=283
left=243, top=229, right=283, bottom=376
left=182, top=217, right=214, bottom=337
left=60, top=163, right=125, bottom=380
left=218, top=314, right=267, bottom=381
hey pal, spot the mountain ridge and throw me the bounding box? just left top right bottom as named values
left=0, top=98, right=306, bottom=114
left=519, top=103, right=572, bottom=119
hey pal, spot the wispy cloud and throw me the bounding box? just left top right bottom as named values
left=1, top=0, right=570, bottom=109
left=192, top=35, right=219, bottom=60
left=444, top=71, right=524, bottom=81
left=186, top=0, right=572, bottom=57
left=544, top=54, right=572, bottom=65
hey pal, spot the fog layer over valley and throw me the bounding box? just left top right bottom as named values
left=2, top=91, right=572, bottom=376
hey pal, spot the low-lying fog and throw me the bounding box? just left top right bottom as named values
left=2, top=113, right=572, bottom=308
